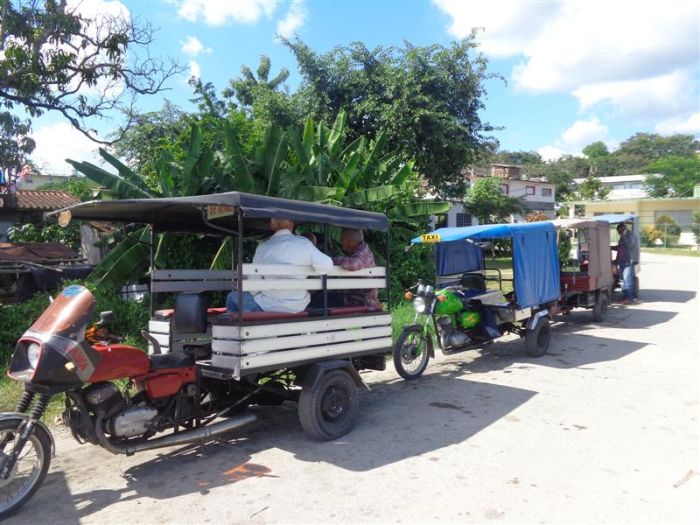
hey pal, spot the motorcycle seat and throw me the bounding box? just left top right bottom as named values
left=150, top=352, right=195, bottom=370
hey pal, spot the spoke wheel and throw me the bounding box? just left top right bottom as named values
left=0, top=419, right=52, bottom=520
left=393, top=326, right=431, bottom=380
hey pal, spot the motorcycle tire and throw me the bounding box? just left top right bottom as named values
left=525, top=318, right=551, bottom=358
left=0, top=418, right=52, bottom=520
left=393, top=326, right=432, bottom=381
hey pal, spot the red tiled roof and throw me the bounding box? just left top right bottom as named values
left=14, top=190, right=80, bottom=210
left=0, top=242, right=79, bottom=262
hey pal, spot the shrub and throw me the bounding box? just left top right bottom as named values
left=641, top=225, right=663, bottom=247
left=0, top=283, right=150, bottom=371
left=655, top=215, right=681, bottom=246
left=690, top=212, right=700, bottom=245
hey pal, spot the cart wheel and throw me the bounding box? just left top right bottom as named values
left=393, top=326, right=431, bottom=380
left=525, top=318, right=551, bottom=357
left=592, top=291, right=608, bottom=322
left=298, top=369, right=359, bottom=441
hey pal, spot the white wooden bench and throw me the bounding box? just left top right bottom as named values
left=147, top=265, right=391, bottom=370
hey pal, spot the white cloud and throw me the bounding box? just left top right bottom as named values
left=181, top=36, right=211, bottom=56
left=175, top=0, right=278, bottom=26
left=434, top=0, right=699, bottom=121
left=538, top=145, right=566, bottom=162
left=187, top=59, right=201, bottom=80
left=276, top=0, right=306, bottom=38
left=539, top=117, right=611, bottom=160
left=30, top=123, right=102, bottom=175
left=655, top=112, right=700, bottom=134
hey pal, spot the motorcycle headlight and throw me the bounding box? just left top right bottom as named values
left=27, top=342, right=42, bottom=369
left=413, top=296, right=427, bottom=313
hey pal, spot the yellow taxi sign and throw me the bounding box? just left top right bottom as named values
left=420, top=233, right=441, bottom=243
left=206, top=204, right=235, bottom=220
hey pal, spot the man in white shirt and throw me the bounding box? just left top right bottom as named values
left=226, top=218, right=334, bottom=313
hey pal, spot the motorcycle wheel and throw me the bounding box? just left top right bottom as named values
left=525, top=318, right=551, bottom=357
left=0, top=418, right=52, bottom=519
left=393, top=326, right=432, bottom=380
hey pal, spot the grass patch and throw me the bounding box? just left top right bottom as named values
left=641, top=247, right=700, bottom=257
left=391, top=301, right=415, bottom=338
left=0, top=376, right=64, bottom=424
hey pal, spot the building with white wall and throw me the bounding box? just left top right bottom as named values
left=572, top=174, right=653, bottom=200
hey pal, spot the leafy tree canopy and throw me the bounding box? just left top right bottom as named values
left=0, top=111, right=33, bottom=169
left=0, top=0, right=181, bottom=145
left=643, top=156, right=700, bottom=197
left=582, top=141, right=609, bottom=158
left=617, top=133, right=699, bottom=160
left=282, top=35, right=499, bottom=193
left=466, top=177, right=523, bottom=223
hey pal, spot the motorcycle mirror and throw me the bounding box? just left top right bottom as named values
left=98, top=311, right=115, bottom=326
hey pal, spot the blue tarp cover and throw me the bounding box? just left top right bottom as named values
left=414, top=222, right=560, bottom=308
left=436, top=241, right=483, bottom=276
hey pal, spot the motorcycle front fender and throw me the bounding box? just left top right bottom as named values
left=0, top=412, right=55, bottom=458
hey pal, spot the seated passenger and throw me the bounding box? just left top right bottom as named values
left=332, top=228, right=380, bottom=310
left=226, top=218, right=333, bottom=313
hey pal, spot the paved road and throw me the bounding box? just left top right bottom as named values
left=8, top=253, right=700, bottom=524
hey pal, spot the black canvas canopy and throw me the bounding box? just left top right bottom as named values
left=49, top=192, right=389, bottom=234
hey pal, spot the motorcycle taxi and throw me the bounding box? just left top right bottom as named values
left=393, top=222, right=561, bottom=380
left=0, top=192, right=392, bottom=518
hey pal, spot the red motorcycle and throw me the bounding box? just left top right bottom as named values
left=0, top=285, right=259, bottom=518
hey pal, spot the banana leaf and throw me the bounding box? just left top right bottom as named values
left=181, top=124, right=203, bottom=178
left=293, top=186, right=340, bottom=202
left=327, top=110, right=347, bottom=157
left=222, top=122, right=255, bottom=192
left=334, top=150, right=361, bottom=197
left=389, top=160, right=415, bottom=187
left=302, top=118, right=315, bottom=160
left=155, top=153, right=177, bottom=197
left=342, top=185, right=399, bottom=207
left=387, top=201, right=451, bottom=219
left=87, top=227, right=151, bottom=289
left=67, top=160, right=152, bottom=199
left=209, top=238, right=233, bottom=270
left=287, top=127, right=316, bottom=186
left=261, top=126, right=289, bottom=196
left=98, top=148, right=152, bottom=193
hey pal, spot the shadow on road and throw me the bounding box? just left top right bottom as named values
left=633, top=289, right=696, bottom=304
left=558, top=306, right=677, bottom=331
left=14, top=374, right=536, bottom=521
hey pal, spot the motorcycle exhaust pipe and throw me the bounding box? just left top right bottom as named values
left=95, top=414, right=257, bottom=456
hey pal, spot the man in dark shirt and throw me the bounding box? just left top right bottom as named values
left=332, top=229, right=381, bottom=310
left=615, top=223, right=638, bottom=304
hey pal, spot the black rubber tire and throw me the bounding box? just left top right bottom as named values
left=393, top=326, right=432, bottom=381
left=298, top=369, right=359, bottom=441
left=525, top=318, right=551, bottom=357
left=592, top=290, right=608, bottom=322
left=0, top=418, right=52, bottom=520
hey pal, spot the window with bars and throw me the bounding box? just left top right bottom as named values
left=526, top=186, right=535, bottom=195
left=456, top=213, right=471, bottom=227
left=541, top=187, right=552, bottom=197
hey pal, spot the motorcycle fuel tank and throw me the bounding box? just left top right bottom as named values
left=435, top=289, right=463, bottom=315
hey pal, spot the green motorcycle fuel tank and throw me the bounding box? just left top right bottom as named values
left=435, top=289, right=481, bottom=329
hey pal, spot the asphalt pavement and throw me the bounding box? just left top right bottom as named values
left=7, top=252, right=700, bottom=524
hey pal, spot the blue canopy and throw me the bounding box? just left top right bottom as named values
left=590, top=213, right=636, bottom=224
left=436, top=241, right=483, bottom=276
left=413, top=222, right=560, bottom=308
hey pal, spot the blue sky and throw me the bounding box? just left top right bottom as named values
left=30, top=0, right=700, bottom=174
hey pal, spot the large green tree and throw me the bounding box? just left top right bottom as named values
left=643, top=156, right=700, bottom=197
left=617, top=133, right=700, bottom=161
left=282, top=35, right=498, bottom=193
left=466, top=177, right=524, bottom=223
left=0, top=0, right=180, bottom=144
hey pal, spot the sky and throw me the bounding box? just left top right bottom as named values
left=28, top=0, right=700, bottom=175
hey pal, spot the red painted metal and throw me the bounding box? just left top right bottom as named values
left=134, top=366, right=197, bottom=399
left=89, top=344, right=150, bottom=382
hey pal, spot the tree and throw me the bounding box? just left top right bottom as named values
left=226, top=55, right=290, bottom=107
left=283, top=35, right=499, bottom=192
left=575, top=175, right=610, bottom=200
left=690, top=212, right=700, bottom=245
left=655, top=214, right=681, bottom=246
left=489, top=150, right=543, bottom=166
left=0, top=0, right=181, bottom=144
left=38, top=175, right=95, bottom=201
left=643, top=156, right=700, bottom=197
left=0, top=111, right=33, bottom=170
left=617, top=133, right=700, bottom=161
left=582, top=141, right=609, bottom=159
left=466, top=177, right=523, bottom=223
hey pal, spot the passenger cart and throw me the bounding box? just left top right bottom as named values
left=393, top=222, right=561, bottom=380
left=0, top=192, right=392, bottom=518
left=553, top=218, right=614, bottom=321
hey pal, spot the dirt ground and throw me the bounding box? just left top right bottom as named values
left=6, top=252, right=700, bottom=524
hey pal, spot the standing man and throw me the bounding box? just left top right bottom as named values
left=226, top=218, right=333, bottom=313
left=615, top=222, right=639, bottom=304
left=332, top=228, right=380, bottom=310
